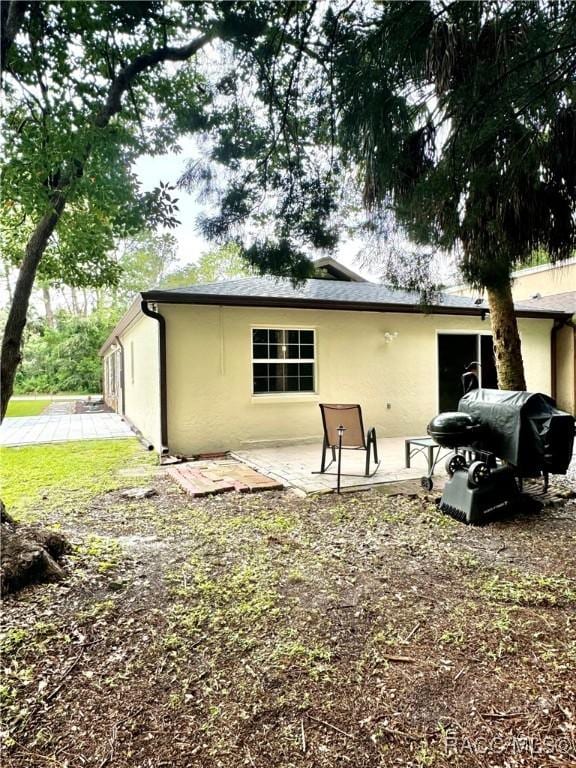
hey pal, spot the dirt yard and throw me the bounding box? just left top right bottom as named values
left=1, top=442, right=575, bottom=767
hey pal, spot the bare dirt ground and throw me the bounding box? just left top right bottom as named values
left=1, top=456, right=575, bottom=768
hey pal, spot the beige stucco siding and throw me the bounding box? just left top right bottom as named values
left=449, top=258, right=576, bottom=300
left=121, top=314, right=162, bottom=450
left=510, top=260, right=576, bottom=301
left=161, top=304, right=553, bottom=456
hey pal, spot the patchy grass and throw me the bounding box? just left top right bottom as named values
left=0, top=438, right=153, bottom=521
left=5, top=400, right=52, bottom=418
left=480, top=572, right=576, bottom=607
left=1, top=446, right=576, bottom=767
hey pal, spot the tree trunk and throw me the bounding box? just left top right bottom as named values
left=486, top=281, right=527, bottom=391
left=1, top=499, right=70, bottom=595
left=0, top=195, right=66, bottom=421
left=0, top=32, right=214, bottom=422
left=42, top=284, right=55, bottom=328
left=0, top=0, right=28, bottom=74
left=2, top=260, right=13, bottom=303
left=71, top=286, right=80, bottom=315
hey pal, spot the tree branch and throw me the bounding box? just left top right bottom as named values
left=0, top=0, right=27, bottom=74
left=94, top=32, right=216, bottom=128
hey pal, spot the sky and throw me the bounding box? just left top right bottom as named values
left=133, top=139, right=381, bottom=282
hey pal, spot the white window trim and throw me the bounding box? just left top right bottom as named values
left=251, top=326, right=317, bottom=397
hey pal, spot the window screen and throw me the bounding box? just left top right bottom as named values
left=252, top=329, right=315, bottom=394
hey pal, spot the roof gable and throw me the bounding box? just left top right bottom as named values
left=312, top=257, right=368, bottom=282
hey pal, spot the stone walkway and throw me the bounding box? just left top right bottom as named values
left=44, top=401, right=76, bottom=415
left=0, top=413, right=134, bottom=447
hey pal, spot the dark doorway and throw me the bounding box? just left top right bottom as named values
left=438, top=334, right=496, bottom=411
left=480, top=335, right=498, bottom=389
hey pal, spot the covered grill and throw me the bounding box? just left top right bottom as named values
left=458, top=389, right=574, bottom=476
left=427, top=389, right=575, bottom=524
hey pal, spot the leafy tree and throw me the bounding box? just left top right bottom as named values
left=111, top=231, right=178, bottom=309
left=332, top=1, right=576, bottom=389
left=160, top=243, right=253, bottom=289
left=14, top=312, right=114, bottom=394
left=190, top=1, right=576, bottom=391
left=0, top=1, right=314, bottom=419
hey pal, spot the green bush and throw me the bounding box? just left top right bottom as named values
left=14, top=312, right=115, bottom=394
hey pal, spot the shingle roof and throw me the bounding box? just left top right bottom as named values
left=517, top=291, right=576, bottom=314
left=142, top=275, right=570, bottom=317
left=101, top=276, right=573, bottom=354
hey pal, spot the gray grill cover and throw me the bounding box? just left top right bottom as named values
left=459, top=389, right=575, bottom=475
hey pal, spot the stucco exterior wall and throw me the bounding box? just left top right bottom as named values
left=120, top=314, right=162, bottom=450
left=449, top=258, right=576, bottom=300
left=160, top=304, right=553, bottom=456
left=510, top=259, right=576, bottom=301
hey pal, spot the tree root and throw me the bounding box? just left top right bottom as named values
left=1, top=499, right=71, bottom=595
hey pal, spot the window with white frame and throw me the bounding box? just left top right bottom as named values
left=252, top=328, right=315, bottom=394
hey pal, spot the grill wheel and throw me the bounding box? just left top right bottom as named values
left=467, top=460, right=491, bottom=488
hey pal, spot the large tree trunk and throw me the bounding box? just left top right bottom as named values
left=0, top=32, right=214, bottom=422
left=1, top=195, right=66, bottom=421
left=486, top=281, right=527, bottom=391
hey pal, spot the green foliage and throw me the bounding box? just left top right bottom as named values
left=2, top=2, right=330, bottom=295
left=14, top=312, right=118, bottom=394
left=111, top=231, right=178, bottom=306
left=1, top=2, right=213, bottom=288
left=330, top=2, right=576, bottom=288
left=188, top=2, right=575, bottom=291
left=160, top=243, right=253, bottom=289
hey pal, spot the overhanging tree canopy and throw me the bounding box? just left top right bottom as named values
left=333, top=0, right=576, bottom=388
left=3, top=1, right=575, bottom=417
left=0, top=0, right=316, bottom=419
left=189, top=0, right=576, bottom=390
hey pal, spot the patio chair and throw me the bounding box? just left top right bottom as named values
left=316, top=403, right=380, bottom=477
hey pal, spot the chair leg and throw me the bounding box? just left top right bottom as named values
left=364, top=429, right=378, bottom=475
left=320, top=437, right=328, bottom=473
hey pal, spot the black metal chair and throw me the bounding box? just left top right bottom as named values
left=316, top=403, right=380, bottom=477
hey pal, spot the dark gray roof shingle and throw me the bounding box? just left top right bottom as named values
left=517, top=291, right=576, bottom=314
left=143, top=276, right=569, bottom=316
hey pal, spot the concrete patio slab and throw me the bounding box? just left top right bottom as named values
left=232, top=436, right=452, bottom=494
left=0, top=413, right=134, bottom=447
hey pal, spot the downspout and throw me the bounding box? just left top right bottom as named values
left=573, top=323, right=576, bottom=417
left=141, top=300, right=169, bottom=456
left=114, top=335, right=125, bottom=416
